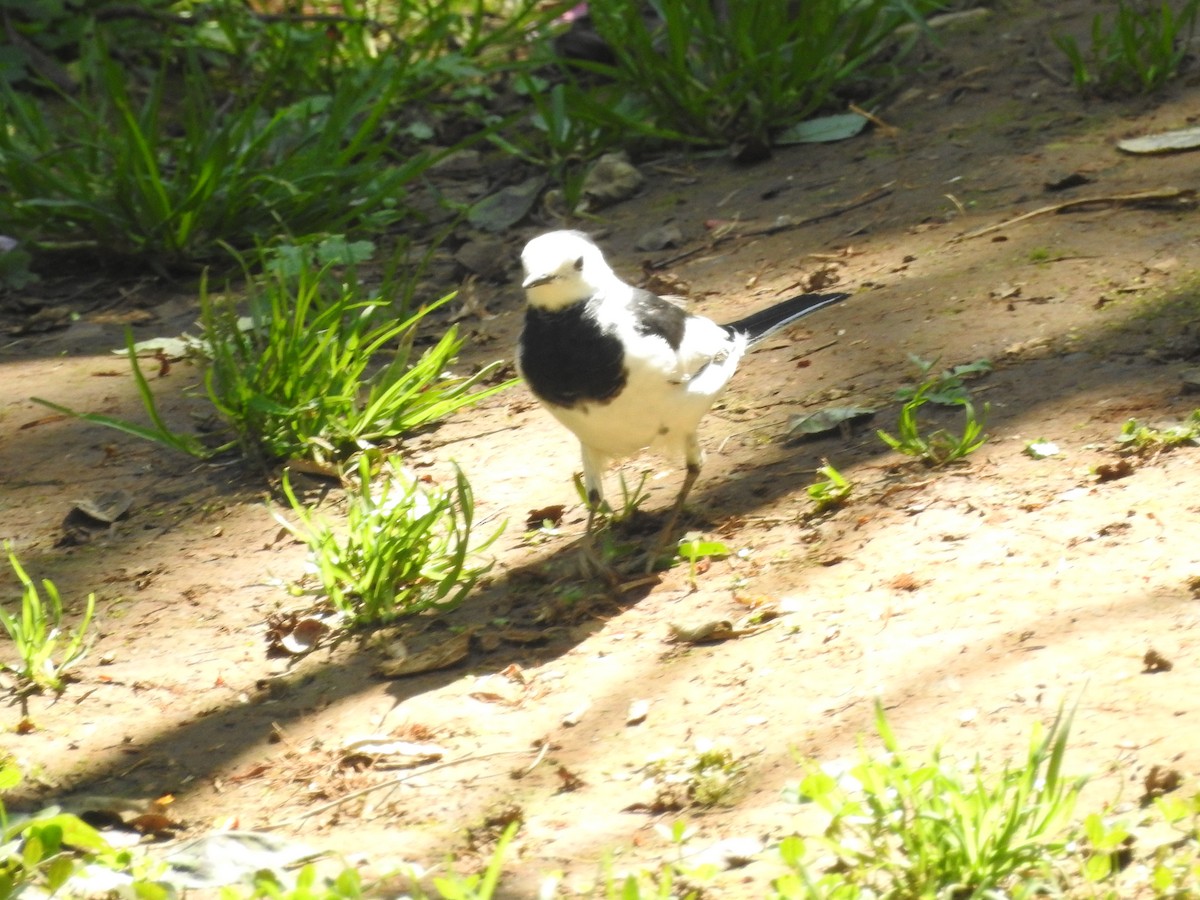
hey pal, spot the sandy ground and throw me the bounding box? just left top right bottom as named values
left=3, top=2, right=1200, bottom=895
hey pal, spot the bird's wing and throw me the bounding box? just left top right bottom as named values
left=627, top=288, right=688, bottom=350
left=618, top=287, right=734, bottom=378
left=674, top=314, right=741, bottom=387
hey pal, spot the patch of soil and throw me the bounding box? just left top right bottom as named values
left=4, top=3, right=1200, bottom=895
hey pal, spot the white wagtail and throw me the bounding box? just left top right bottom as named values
left=517, top=230, right=847, bottom=573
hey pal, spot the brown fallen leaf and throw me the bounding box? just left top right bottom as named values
left=526, top=505, right=566, bottom=528
left=556, top=765, right=585, bottom=792
left=639, top=269, right=691, bottom=298
left=128, top=812, right=179, bottom=837
left=501, top=663, right=529, bottom=684
left=278, top=618, right=329, bottom=655
left=626, top=699, right=650, bottom=726
left=668, top=620, right=737, bottom=643
left=70, top=490, right=134, bottom=525
left=226, top=764, right=270, bottom=783
left=19, top=413, right=68, bottom=431
left=1095, top=459, right=1136, bottom=483
left=469, top=691, right=524, bottom=707
left=1143, top=648, right=1174, bottom=673
left=376, top=630, right=471, bottom=677
left=888, top=573, right=924, bottom=592
left=265, top=613, right=332, bottom=657
left=340, top=737, right=446, bottom=768
left=562, top=700, right=591, bottom=727
left=500, top=628, right=549, bottom=646
left=1143, top=764, right=1183, bottom=801
left=476, top=632, right=502, bottom=653
left=667, top=617, right=774, bottom=644
left=283, top=458, right=341, bottom=480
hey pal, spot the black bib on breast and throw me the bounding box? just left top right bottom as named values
left=520, top=299, right=628, bottom=408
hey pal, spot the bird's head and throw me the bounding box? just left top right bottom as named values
left=520, top=230, right=617, bottom=310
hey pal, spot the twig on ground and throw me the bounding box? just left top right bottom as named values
left=651, top=183, right=895, bottom=269
left=951, top=187, right=1198, bottom=243
left=263, top=748, right=534, bottom=830
left=849, top=103, right=900, bottom=139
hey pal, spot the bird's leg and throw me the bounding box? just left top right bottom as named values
left=578, top=448, right=619, bottom=584
left=644, top=463, right=699, bottom=572
left=645, top=437, right=703, bottom=573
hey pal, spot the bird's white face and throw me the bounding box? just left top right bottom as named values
left=521, top=231, right=613, bottom=310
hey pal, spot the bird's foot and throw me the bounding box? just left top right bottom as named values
left=641, top=543, right=674, bottom=575
left=642, top=513, right=687, bottom=574
left=578, top=536, right=622, bottom=588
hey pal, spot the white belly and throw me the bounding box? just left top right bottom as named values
left=546, top=334, right=744, bottom=463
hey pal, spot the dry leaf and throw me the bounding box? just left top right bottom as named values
left=278, top=618, right=329, bottom=655
left=667, top=616, right=774, bottom=644
left=1143, top=764, right=1183, bottom=800
left=129, top=813, right=178, bottom=836
left=1143, top=648, right=1173, bottom=673
left=563, top=700, right=591, bottom=727
left=341, top=736, right=446, bottom=767
left=556, top=765, right=585, bottom=792
left=376, top=631, right=471, bottom=677
left=626, top=699, right=649, bottom=726
left=1118, top=127, right=1200, bottom=154
left=71, top=490, right=133, bottom=524
left=501, top=663, right=529, bottom=683
left=525, top=505, right=565, bottom=528
left=1095, top=459, right=1136, bottom=483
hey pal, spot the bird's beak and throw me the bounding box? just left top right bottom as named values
left=523, top=272, right=555, bottom=289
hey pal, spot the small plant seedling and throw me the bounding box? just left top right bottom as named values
left=200, top=262, right=510, bottom=466
left=676, top=537, right=730, bottom=586
left=278, top=455, right=501, bottom=626
left=1116, top=411, right=1200, bottom=456
left=642, top=740, right=746, bottom=810
left=878, top=380, right=989, bottom=466
left=1079, top=812, right=1134, bottom=883
left=492, top=76, right=622, bottom=210
left=572, top=468, right=651, bottom=525
left=38, top=256, right=512, bottom=469
left=597, top=819, right=718, bottom=899
left=0, top=545, right=95, bottom=694
left=614, top=471, right=653, bottom=521
left=1025, top=438, right=1061, bottom=459
left=779, top=702, right=1085, bottom=897
left=894, top=354, right=992, bottom=405
left=807, top=460, right=852, bottom=511
left=0, top=760, right=125, bottom=897
left=1054, top=0, right=1200, bottom=97
left=578, top=0, right=944, bottom=149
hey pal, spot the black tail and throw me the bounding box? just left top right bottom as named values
left=725, top=292, right=849, bottom=345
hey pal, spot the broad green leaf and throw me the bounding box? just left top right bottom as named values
left=775, top=113, right=869, bottom=145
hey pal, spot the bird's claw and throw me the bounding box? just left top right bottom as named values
left=642, top=545, right=671, bottom=575
left=578, top=537, right=621, bottom=587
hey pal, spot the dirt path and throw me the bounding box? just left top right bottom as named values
left=3, top=2, right=1200, bottom=895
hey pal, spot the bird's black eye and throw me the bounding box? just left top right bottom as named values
left=573, top=256, right=584, bottom=271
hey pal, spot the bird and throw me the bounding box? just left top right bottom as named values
left=516, top=229, right=847, bottom=574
